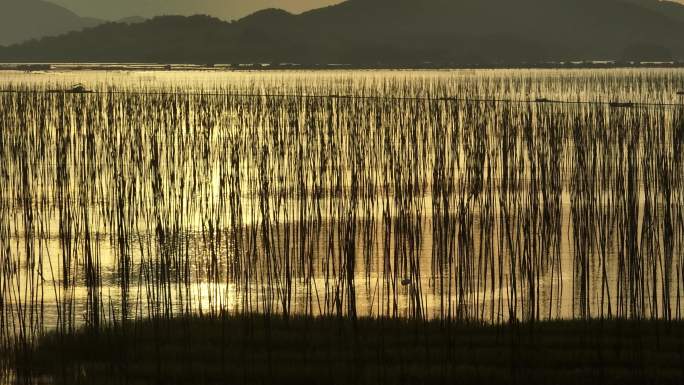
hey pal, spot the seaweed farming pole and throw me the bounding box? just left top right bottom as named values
left=2, top=71, right=684, bottom=359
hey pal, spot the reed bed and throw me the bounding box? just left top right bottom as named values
left=1, top=69, right=684, bottom=383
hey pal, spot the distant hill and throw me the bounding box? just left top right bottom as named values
left=622, top=0, right=684, bottom=23
left=43, top=0, right=344, bottom=23
left=0, top=0, right=102, bottom=46
left=116, top=16, right=148, bottom=25
left=2, top=0, right=684, bottom=65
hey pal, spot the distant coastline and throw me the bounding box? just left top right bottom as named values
left=2, top=61, right=684, bottom=72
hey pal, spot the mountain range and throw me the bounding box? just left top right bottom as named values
left=2, top=0, right=684, bottom=66
left=0, top=0, right=146, bottom=47
left=45, top=0, right=343, bottom=23
left=0, top=0, right=101, bottom=46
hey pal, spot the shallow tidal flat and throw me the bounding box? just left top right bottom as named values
left=1, top=68, right=684, bottom=383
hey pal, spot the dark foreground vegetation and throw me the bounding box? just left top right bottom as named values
left=15, top=316, right=684, bottom=385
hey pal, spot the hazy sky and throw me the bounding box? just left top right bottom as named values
left=47, top=0, right=343, bottom=20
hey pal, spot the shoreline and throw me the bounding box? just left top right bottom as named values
left=12, top=316, right=684, bottom=385
left=2, top=63, right=684, bottom=72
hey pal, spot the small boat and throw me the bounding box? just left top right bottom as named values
left=401, top=278, right=412, bottom=286
left=677, top=91, right=684, bottom=96
left=535, top=98, right=551, bottom=103
left=45, top=84, right=93, bottom=94
left=69, top=84, right=90, bottom=93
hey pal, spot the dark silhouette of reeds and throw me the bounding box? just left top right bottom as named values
left=1, top=69, right=684, bottom=383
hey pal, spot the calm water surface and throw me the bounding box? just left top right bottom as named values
left=1, top=69, right=684, bottom=342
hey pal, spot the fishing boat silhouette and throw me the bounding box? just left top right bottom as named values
left=46, top=84, right=93, bottom=93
